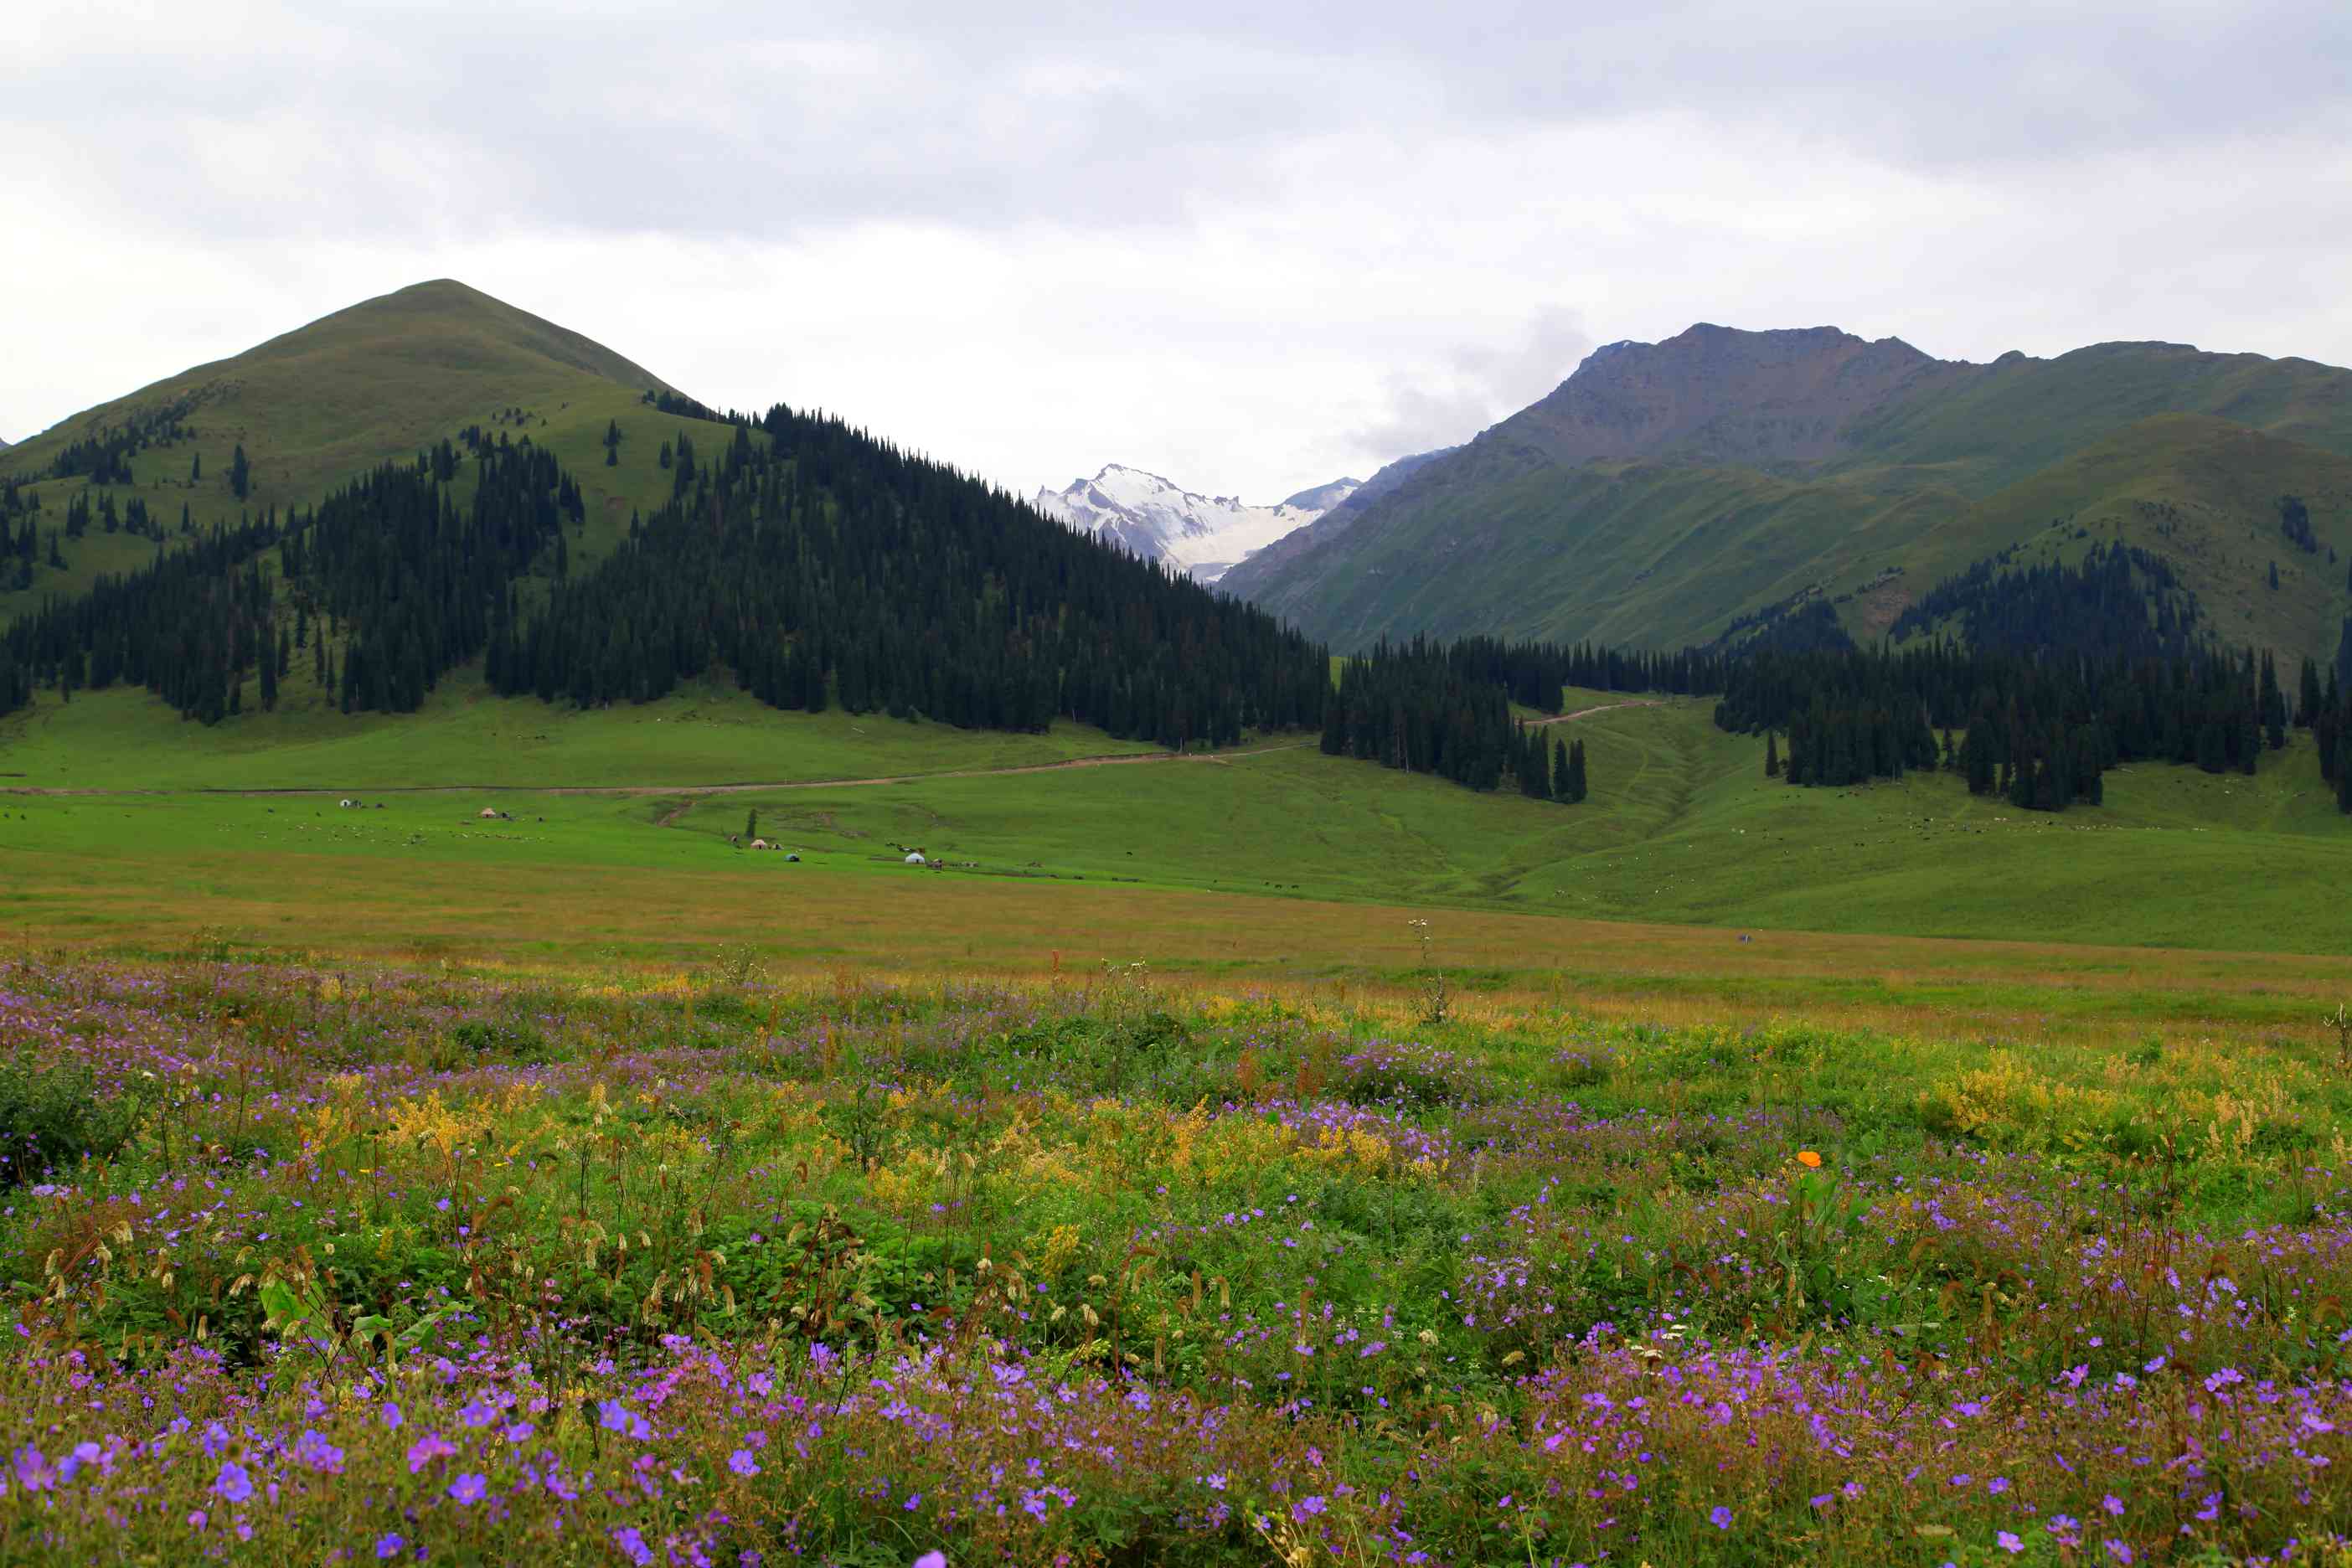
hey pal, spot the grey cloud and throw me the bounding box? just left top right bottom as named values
left=9, top=1, right=2347, bottom=245
left=1348, top=308, right=1593, bottom=462
left=6, top=0, right=2349, bottom=495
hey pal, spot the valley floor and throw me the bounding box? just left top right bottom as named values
left=8, top=678, right=2352, bottom=981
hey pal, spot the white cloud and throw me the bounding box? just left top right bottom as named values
left=3, top=0, right=2348, bottom=500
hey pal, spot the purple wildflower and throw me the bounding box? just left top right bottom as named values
left=213, top=1462, right=254, bottom=1504
left=405, top=1432, right=456, bottom=1474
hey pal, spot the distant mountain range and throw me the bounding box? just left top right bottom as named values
left=1224, top=324, right=2352, bottom=667
left=18, top=279, right=2352, bottom=683
left=1030, top=465, right=1359, bottom=583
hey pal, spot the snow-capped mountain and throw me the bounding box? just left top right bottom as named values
left=1031, top=464, right=1359, bottom=583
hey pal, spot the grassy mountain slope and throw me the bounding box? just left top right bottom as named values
left=1230, top=329, right=2352, bottom=664
left=1836, top=342, right=2352, bottom=492
left=1234, top=452, right=1967, bottom=650
left=1841, top=415, right=2352, bottom=650
left=1, top=281, right=725, bottom=619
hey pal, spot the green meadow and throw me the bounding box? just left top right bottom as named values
left=12, top=675, right=2352, bottom=979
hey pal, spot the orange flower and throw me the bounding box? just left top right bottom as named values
left=1796, top=1150, right=1823, bottom=1168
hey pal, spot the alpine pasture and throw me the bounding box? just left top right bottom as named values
left=7, top=677, right=2352, bottom=1563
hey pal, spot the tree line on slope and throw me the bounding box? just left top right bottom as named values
left=1886, top=540, right=2202, bottom=661
left=1316, top=636, right=1698, bottom=801
left=1720, top=642, right=2320, bottom=812
left=3, top=439, right=575, bottom=724
left=0, top=414, right=1332, bottom=756
left=484, top=405, right=1328, bottom=749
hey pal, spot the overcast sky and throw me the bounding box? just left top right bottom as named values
left=8, top=0, right=2349, bottom=499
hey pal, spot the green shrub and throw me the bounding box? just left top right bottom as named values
left=0, top=1055, right=142, bottom=1189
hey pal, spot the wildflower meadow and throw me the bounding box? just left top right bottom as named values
left=1, top=953, right=2349, bottom=1565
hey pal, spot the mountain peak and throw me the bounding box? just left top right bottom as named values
left=1034, top=466, right=1359, bottom=582
left=0, top=280, right=689, bottom=549
left=229, top=280, right=682, bottom=396
left=1520, top=321, right=1962, bottom=466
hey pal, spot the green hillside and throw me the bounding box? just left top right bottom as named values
left=0, top=281, right=730, bottom=619
left=1836, top=341, right=2352, bottom=490
left=1225, top=455, right=1966, bottom=650
left=1841, top=414, right=2352, bottom=647
left=1230, top=328, right=2352, bottom=666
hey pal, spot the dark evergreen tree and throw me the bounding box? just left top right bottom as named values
left=2260, top=650, right=2287, bottom=749
left=2280, top=495, right=2317, bottom=553
left=229, top=444, right=250, bottom=501
left=1888, top=541, right=2201, bottom=660
left=1717, top=638, right=2275, bottom=812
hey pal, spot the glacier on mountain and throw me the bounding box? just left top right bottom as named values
left=1030, top=464, right=1359, bottom=583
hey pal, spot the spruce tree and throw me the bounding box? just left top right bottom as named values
left=189, top=452, right=201, bottom=483
left=229, top=444, right=250, bottom=500
left=745, top=807, right=759, bottom=841
left=1565, top=738, right=1588, bottom=803
left=1516, top=723, right=1546, bottom=798
left=1553, top=737, right=1571, bottom=801
left=1764, top=730, right=1779, bottom=777
left=2260, top=651, right=2287, bottom=748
